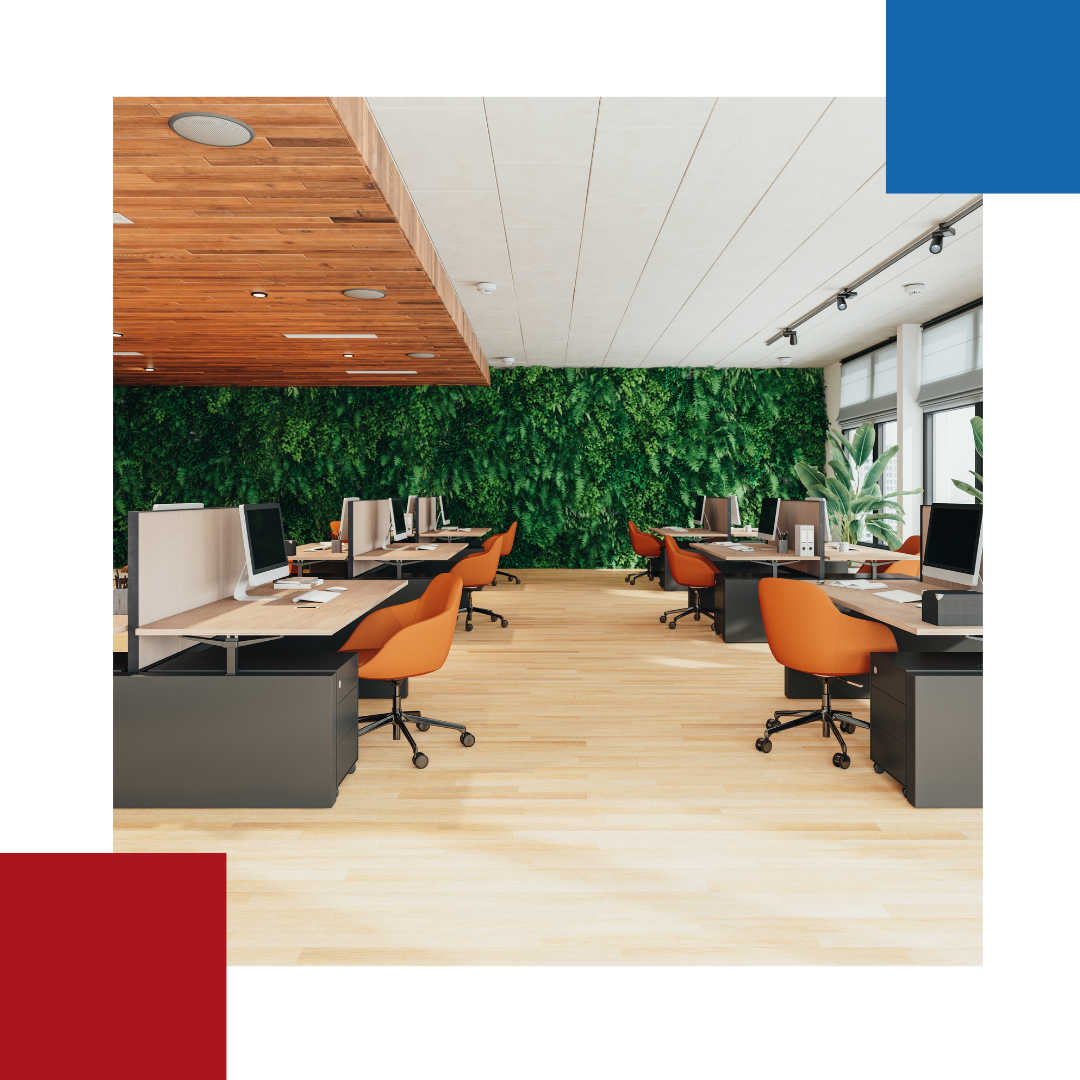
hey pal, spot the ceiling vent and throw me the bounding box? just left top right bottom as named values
left=168, top=112, right=256, bottom=147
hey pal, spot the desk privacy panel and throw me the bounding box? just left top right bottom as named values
left=128, top=507, right=246, bottom=670
left=113, top=368, right=828, bottom=570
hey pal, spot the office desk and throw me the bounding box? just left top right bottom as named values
left=654, top=527, right=728, bottom=540
left=419, top=527, right=490, bottom=542
left=353, top=542, right=470, bottom=578
left=288, top=541, right=349, bottom=579
left=823, top=543, right=921, bottom=579
left=691, top=541, right=804, bottom=578
left=818, top=577, right=981, bottom=637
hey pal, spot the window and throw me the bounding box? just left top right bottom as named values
left=922, top=306, right=982, bottom=383
left=925, top=402, right=982, bottom=504
left=838, top=343, right=898, bottom=426
left=840, top=418, right=898, bottom=545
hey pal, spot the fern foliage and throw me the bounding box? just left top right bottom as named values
left=113, top=368, right=828, bottom=568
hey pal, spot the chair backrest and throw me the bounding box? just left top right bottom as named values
left=329, top=520, right=341, bottom=540
left=628, top=521, right=662, bottom=558
left=416, top=572, right=464, bottom=622
left=758, top=578, right=897, bottom=676
left=856, top=533, right=921, bottom=574
left=663, top=535, right=716, bottom=588
left=480, top=532, right=505, bottom=556
left=884, top=559, right=922, bottom=577
left=501, top=521, right=517, bottom=556
left=450, top=543, right=501, bottom=586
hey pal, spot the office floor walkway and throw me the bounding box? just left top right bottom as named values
left=113, top=569, right=982, bottom=966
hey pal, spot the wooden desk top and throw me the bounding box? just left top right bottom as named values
left=691, top=542, right=803, bottom=563
left=419, top=527, right=490, bottom=538
left=289, top=542, right=349, bottom=562
left=654, top=527, right=728, bottom=540
left=731, top=526, right=757, bottom=538
left=823, top=543, right=920, bottom=561
left=354, top=543, right=470, bottom=562
left=136, top=579, right=406, bottom=637
left=820, top=577, right=982, bottom=636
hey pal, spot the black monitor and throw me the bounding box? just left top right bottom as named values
left=757, top=497, right=779, bottom=541
left=236, top=503, right=290, bottom=600
left=694, top=495, right=708, bottom=528
left=388, top=497, right=409, bottom=541
left=923, top=503, right=983, bottom=587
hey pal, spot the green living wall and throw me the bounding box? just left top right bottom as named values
left=113, top=367, right=827, bottom=569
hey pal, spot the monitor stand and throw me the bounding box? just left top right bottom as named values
left=233, top=566, right=266, bottom=601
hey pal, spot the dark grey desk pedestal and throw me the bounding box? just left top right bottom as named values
left=869, top=652, right=983, bottom=808
left=114, top=650, right=359, bottom=809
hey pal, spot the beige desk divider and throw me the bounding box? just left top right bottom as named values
left=128, top=506, right=247, bottom=672
left=776, top=498, right=827, bottom=579
left=416, top=496, right=436, bottom=537
left=346, top=498, right=393, bottom=579
left=702, top=496, right=729, bottom=537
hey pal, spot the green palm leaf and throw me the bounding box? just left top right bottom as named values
left=829, top=454, right=854, bottom=489
left=971, top=416, right=983, bottom=457
left=860, top=444, right=898, bottom=493
left=827, top=428, right=858, bottom=460
left=825, top=476, right=852, bottom=514
left=952, top=480, right=984, bottom=501
left=850, top=422, right=875, bottom=467
left=865, top=521, right=901, bottom=548
left=794, top=460, right=826, bottom=491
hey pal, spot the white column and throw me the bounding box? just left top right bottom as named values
left=896, top=323, right=923, bottom=542
left=822, top=360, right=841, bottom=475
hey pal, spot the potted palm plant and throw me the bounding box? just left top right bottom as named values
left=952, top=415, right=983, bottom=501
left=794, top=422, right=921, bottom=550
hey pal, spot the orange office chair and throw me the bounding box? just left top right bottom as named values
left=338, top=573, right=474, bottom=769
left=494, top=521, right=521, bottom=584
left=626, top=521, right=663, bottom=585
left=329, top=520, right=341, bottom=540
left=755, top=578, right=897, bottom=768
left=856, top=534, right=921, bottom=576
left=451, top=541, right=508, bottom=631
left=660, top=534, right=719, bottom=630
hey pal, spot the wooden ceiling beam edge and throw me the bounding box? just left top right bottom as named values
left=328, top=97, right=489, bottom=384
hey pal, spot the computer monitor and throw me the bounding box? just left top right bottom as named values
left=438, top=495, right=451, bottom=527
left=757, top=497, right=779, bottom=541
left=338, top=496, right=359, bottom=542
left=923, top=503, right=983, bottom=588
left=388, top=497, right=409, bottom=542
left=693, top=496, right=708, bottom=528
left=235, top=503, right=291, bottom=600
left=729, top=495, right=741, bottom=527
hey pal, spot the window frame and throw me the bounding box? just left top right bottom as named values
left=840, top=416, right=898, bottom=548
left=923, top=400, right=983, bottom=505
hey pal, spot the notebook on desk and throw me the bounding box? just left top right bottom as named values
left=876, top=590, right=922, bottom=603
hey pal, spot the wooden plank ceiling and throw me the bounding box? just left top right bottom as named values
left=113, top=97, right=489, bottom=387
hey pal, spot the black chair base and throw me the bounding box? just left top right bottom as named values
left=358, top=679, right=475, bottom=769
left=495, top=569, right=521, bottom=584
left=458, top=586, right=508, bottom=631
left=753, top=675, right=869, bottom=768
left=626, top=556, right=660, bottom=585
left=659, top=586, right=715, bottom=630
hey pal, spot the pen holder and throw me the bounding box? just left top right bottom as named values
left=284, top=539, right=297, bottom=556
left=776, top=538, right=788, bottom=554
left=331, top=539, right=342, bottom=554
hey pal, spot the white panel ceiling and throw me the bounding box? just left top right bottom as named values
left=366, top=97, right=982, bottom=370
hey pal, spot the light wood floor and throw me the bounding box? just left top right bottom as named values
left=113, top=569, right=981, bottom=966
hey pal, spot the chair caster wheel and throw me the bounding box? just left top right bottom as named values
left=416, top=722, right=430, bottom=731
left=348, top=764, right=356, bottom=773
left=460, top=732, right=475, bottom=747
left=693, top=613, right=700, bottom=621
left=500, top=619, right=508, bottom=627
left=873, top=763, right=885, bottom=773
left=902, top=787, right=907, bottom=797
left=755, top=737, right=772, bottom=753
left=412, top=753, right=429, bottom=769
left=491, top=614, right=498, bottom=621
left=668, top=622, right=677, bottom=629
left=832, top=753, right=851, bottom=769
left=765, top=719, right=781, bottom=732
left=659, top=616, right=667, bottom=623
left=465, top=624, right=473, bottom=632
left=839, top=721, right=856, bottom=734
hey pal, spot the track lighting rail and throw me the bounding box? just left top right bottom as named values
left=763, top=195, right=983, bottom=346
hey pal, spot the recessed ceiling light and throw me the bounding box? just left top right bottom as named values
left=406, top=352, right=436, bottom=359
left=342, top=289, right=387, bottom=299
left=283, top=333, right=378, bottom=339
left=250, top=291, right=268, bottom=298
left=144, top=364, right=155, bottom=372
left=343, top=353, right=354, bottom=358
left=114, top=332, right=123, bottom=338
left=346, top=370, right=417, bottom=375
left=114, top=352, right=143, bottom=356
left=113, top=213, right=133, bottom=224
left=777, top=357, right=793, bottom=366
left=168, top=112, right=256, bottom=147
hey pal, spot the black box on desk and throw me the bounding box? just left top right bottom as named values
left=922, top=589, right=982, bottom=626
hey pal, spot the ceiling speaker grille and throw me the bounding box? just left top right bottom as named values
left=168, top=112, right=255, bottom=147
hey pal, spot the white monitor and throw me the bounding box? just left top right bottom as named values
left=388, top=497, right=409, bottom=542
left=923, top=503, right=983, bottom=588
left=729, top=495, right=741, bottom=527
left=339, top=496, right=359, bottom=542
left=693, top=496, right=708, bottom=528
left=438, top=495, right=451, bottom=526
left=235, top=503, right=291, bottom=600
left=757, top=497, right=779, bottom=541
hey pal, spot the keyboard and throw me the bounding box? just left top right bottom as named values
left=291, top=590, right=339, bottom=604
left=876, top=590, right=922, bottom=603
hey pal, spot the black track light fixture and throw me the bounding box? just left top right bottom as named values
left=836, top=289, right=857, bottom=311
left=783, top=329, right=797, bottom=346
left=928, top=224, right=956, bottom=254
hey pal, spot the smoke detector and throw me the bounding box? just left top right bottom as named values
left=904, top=283, right=926, bottom=297
left=500, top=357, right=516, bottom=366
left=168, top=112, right=256, bottom=147
left=477, top=282, right=497, bottom=295
left=777, top=356, right=793, bottom=366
